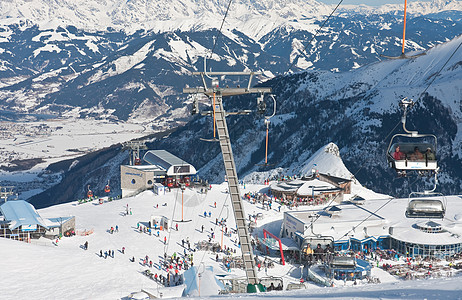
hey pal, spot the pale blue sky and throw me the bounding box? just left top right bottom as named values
left=319, top=0, right=432, bottom=6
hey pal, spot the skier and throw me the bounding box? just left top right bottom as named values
left=201, top=225, right=204, bottom=233
left=122, top=247, right=125, bottom=254
left=175, top=223, right=178, bottom=231
left=164, top=236, right=167, bottom=244
left=115, top=225, right=119, bottom=232
left=100, top=250, right=103, bottom=257
left=84, top=241, right=88, bottom=250
left=203, top=211, right=207, bottom=218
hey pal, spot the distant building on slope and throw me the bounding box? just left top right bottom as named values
left=269, top=173, right=351, bottom=205
left=0, top=200, right=75, bottom=242
left=120, top=150, right=196, bottom=198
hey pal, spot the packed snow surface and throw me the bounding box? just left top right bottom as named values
left=0, top=181, right=462, bottom=299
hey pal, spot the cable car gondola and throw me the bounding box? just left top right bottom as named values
left=104, top=180, right=111, bottom=193
left=87, top=185, right=93, bottom=198
left=405, top=191, right=446, bottom=219
left=387, top=98, right=438, bottom=176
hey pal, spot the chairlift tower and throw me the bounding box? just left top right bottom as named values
left=0, top=186, right=15, bottom=203
left=184, top=70, right=271, bottom=290
left=123, top=140, right=147, bottom=166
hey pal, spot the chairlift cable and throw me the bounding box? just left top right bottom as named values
left=189, top=188, right=209, bottom=246
left=337, top=197, right=395, bottom=242
left=164, top=187, right=180, bottom=255
left=415, top=39, right=462, bottom=104
left=349, top=120, right=402, bottom=180
left=193, top=192, right=230, bottom=282
left=284, top=0, right=345, bottom=75
left=208, top=0, right=234, bottom=60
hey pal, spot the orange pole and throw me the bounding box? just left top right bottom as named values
left=265, top=124, right=269, bottom=164
left=402, top=0, right=408, bottom=54
left=213, top=92, right=216, bottom=139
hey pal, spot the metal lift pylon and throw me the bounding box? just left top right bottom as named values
left=184, top=69, right=271, bottom=293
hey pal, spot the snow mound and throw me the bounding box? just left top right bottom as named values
left=293, top=142, right=354, bottom=180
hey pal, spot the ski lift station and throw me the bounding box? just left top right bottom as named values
left=120, top=150, right=196, bottom=198
left=0, top=200, right=75, bottom=241
left=281, top=195, right=462, bottom=259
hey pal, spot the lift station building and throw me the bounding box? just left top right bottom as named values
left=120, top=150, right=196, bottom=197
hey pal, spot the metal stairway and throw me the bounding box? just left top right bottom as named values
left=214, top=91, right=258, bottom=285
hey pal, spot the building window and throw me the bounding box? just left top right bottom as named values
left=131, top=179, right=136, bottom=184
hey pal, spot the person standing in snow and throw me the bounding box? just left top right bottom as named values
left=115, top=225, right=118, bottom=232
left=84, top=241, right=88, bottom=250
left=100, top=250, right=103, bottom=257
left=164, top=236, right=167, bottom=244
left=175, top=223, right=178, bottom=231
left=122, top=247, right=125, bottom=254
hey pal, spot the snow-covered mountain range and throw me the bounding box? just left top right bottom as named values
left=0, top=0, right=461, bottom=123
left=0, top=0, right=461, bottom=206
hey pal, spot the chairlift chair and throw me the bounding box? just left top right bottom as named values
left=256, top=94, right=277, bottom=168
left=405, top=191, right=446, bottom=219
left=387, top=98, right=438, bottom=175
left=381, top=0, right=426, bottom=60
